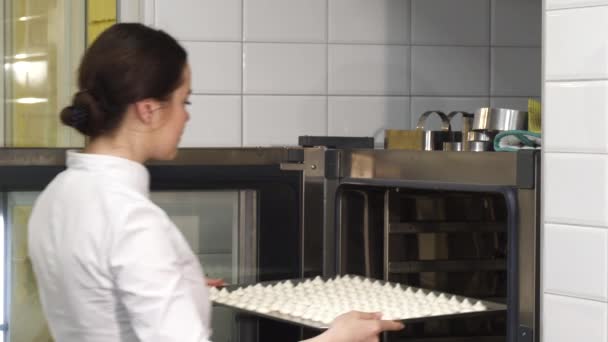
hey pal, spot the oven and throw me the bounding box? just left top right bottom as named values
left=329, top=150, right=540, bottom=342
left=0, top=147, right=539, bottom=342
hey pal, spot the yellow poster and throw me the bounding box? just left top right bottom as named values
left=87, top=0, right=117, bottom=45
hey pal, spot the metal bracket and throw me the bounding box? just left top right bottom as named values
left=279, top=163, right=305, bottom=171
left=324, top=150, right=341, bottom=179
left=280, top=149, right=306, bottom=171
left=287, top=149, right=305, bottom=163
left=516, top=150, right=538, bottom=189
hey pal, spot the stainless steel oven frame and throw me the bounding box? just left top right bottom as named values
left=326, top=150, right=540, bottom=342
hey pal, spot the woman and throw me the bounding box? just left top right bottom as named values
left=28, top=23, right=403, bottom=341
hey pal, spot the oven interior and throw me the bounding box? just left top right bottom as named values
left=338, top=184, right=509, bottom=341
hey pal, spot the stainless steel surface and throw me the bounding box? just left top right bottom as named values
left=337, top=189, right=372, bottom=277
left=361, top=191, right=372, bottom=277
left=467, top=131, right=492, bottom=142
left=466, top=141, right=492, bottom=152
left=0, top=148, right=66, bottom=165
left=442, top=142, right=462, bottom=151
left=301, top=147, right=333, bottom=278
left=516, top=156, right=541, bottom=342
left=237, top=190, right=258, bottom=342
left=0, top=147, right=305, bottom=166
left=473, top=108, right=528, bottom=132
left=383, top=190, right=390, bottom=281
left=341, top=149, right=529, bottom=187
left=238, top=190, right=258, bottom=284
left=214, top=275, right=507, bottom=330
left=323, top=178, right=340, bottom=277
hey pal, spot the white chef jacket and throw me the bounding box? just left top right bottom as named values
left=28, top=151, right=212, bottom=342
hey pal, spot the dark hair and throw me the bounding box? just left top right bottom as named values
left=60, top=23, right=187, bottom=137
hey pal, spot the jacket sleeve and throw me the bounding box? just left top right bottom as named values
left=110, top=205, right=212, bottom=342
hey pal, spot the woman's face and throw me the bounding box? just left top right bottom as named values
left=151, top=64, right=191, bottom=160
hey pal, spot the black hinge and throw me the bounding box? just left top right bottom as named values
left=286, top=149, right=305, bottom=163
left=516, top=150, right=538, bottom=189
left=324, top=150, right=341, bottom=179
left=518, top=325, right=533, bottom=342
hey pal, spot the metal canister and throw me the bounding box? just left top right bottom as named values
left=442, top=142, right=463, bottom=151
left=466, top=141, right=492, bottom=152
left=473, top=108, right=528, bottom=132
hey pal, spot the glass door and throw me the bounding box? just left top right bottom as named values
left=4, top=191, right=50, bottom=342
left=151, top=190, right=248, bottom=342
left=2, top=189, right=253, bottom=342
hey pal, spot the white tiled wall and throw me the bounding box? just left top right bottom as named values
left=142, top=0, right=540, bottom=147
left=543, top=294, right=608, bottom=342
left=544, top=1, right=608, bottom=341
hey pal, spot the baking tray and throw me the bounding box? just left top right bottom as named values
left=211, top=275, right=507, bottom=330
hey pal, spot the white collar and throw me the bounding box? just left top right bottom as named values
left=66, top=150, right=150, bottom=197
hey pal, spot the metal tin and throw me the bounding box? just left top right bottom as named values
left=467, top=141, right=492, bottom=152
left=466, top=131, right=492, bottom=142
left=473, top=108, right=528, bottom=132
left=442, top=142, right=463, bottom=151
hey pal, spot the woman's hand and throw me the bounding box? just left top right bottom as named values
left=306, top=311, right=404, bottom=342
left=205, top=278, right=224, bottom=287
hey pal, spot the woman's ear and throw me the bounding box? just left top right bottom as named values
left=133, top=99, right=162, bottom=125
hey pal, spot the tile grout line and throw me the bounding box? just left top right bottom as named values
left=409, top=0, right=413, bottom=128
left=544, top=291, right=608, bottom=304
left=544, top=220, right=608, bottom=229
left=547, top=3, right=608, bottom=11
left=546, top=78, right=608, bottom=83
left=326, top=0, right=330, bottom=136
left=177, top=39, right=540, bottom=48
left=488, top=0, right=493, bottom=103
left=544, top=151, right=608, bottom=156
left=203, top=93, right=531, bottom=99
left=240, top=0, right=245, bottom=147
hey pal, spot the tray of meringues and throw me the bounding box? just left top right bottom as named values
left=210, top=274, right=507, bottom=330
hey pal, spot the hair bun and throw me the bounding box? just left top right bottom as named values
left=66, top=105, right=89, bottom=128
left=60, top=89, right=102, bottom=136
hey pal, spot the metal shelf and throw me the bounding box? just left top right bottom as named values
left=389, top=221, right=506, bottom=234
left=398, top=337, right=505, bottom=342
left=389, top=260, right=506, bottom=274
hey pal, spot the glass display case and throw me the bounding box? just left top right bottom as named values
left=3, top=190, right=244, bottom=342
left=0, top=147, right=308, bottom=342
